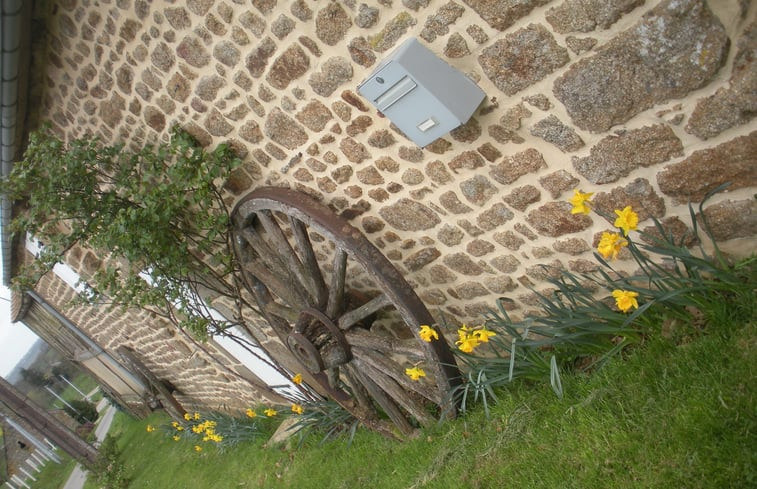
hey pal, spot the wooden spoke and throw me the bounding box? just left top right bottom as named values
left=289, top=216, right=328, bottom=307
left=352, top=346, right=441, bottom=405
left=326, top=248, right=347, bottom=318
left=348, top=362, right=413, bottom=435
left=345, top=329, right=425, bottom=360
left=337, top=293, right=392, bottom=330
left=355, top=358, right=434, bottom=427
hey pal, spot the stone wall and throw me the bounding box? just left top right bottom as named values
left=34, top=1, right=756, bottom=332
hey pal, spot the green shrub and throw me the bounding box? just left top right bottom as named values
left=64, top=399, right=98, bottom=424
left=92, top=434, right=129, bottom=489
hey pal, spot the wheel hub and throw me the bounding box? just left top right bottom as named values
left=286, top=307, right=352, bottom=373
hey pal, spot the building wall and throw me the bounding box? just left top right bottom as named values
left=18, top=247, right=281, bottom=413
left=33, top=2, right=756, bottom=332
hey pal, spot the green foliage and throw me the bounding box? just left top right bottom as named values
left=64, top=399, right=98, bottom=424
left=92, top=434, right=129, bottom=489
left=288, top=400, right=361, bottom=447
left=454, top=192, right=757, bottom=410
left=3, top=124, right=245, bottom=339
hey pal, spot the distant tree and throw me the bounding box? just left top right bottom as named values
left=19, top=367, right=48, bottom=387
left=64, top=399, right=98, bottom=424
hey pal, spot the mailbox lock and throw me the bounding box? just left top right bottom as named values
left=376, top=77, right=384, bottom=84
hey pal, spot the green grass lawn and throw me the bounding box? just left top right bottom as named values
left=85, top=316, right=754, bottom=489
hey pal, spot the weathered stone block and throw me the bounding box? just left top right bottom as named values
left=443, top=252, right=484, bottom=275
left=176, top=36, right=210, bottom=68
left=267, top=44, right=310, bottom=90
left=339, top=137, right=370, bottom=163
left=309, top=57, right=353, bottom=97
left=369, top=12, right=417, bottom=52
left=348, top=37, right=377, bottom=67
left=380, top=198, right=441, bottom=231
left=315, top=2, right=352, bottom=46
left=657, top=132, right=757, bottom=203
left=554, top=0, right=729, bottom=132
left=489, top=148, right=547, bottom=185
left=449, top=150, right=485, bottom=173
left=593, top=178, right=666, bottom=223
left=479, top=24, right=569, bottom=96
left=573, top=124, right=683, bottom=184
left=545, top=0, right=644, bottom=34
left=503, top=185, right=541, bottom=212
left=686, top=22, right=757, bottom=140
left=420, top=1, right=465, bottom=42
left=530, top=115, right=584, bottom=152
left=404, top=247, right=441, bottom=271
left=296, top=100, right=334, bottom=132
left=440, top=191, right=473, bottom=214
left=463, top=0, right=550, bottom=31
left=526, top=202, right=593, bottom=237
left=697, top=199, right=757, bottom=241
left=264, top=108, right=308, bottom=150
left=460, top=175, right=497, bottom=206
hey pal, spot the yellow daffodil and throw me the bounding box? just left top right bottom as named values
left=264, top=408, right=277, bottom=417
left=472, top=327, right=497, bottom=343
left=456, top=324, right=481, bottom=352
left=614, top=206, right=639, bottom=236
left=405, top=366, right=426, bottom=381
left=569, top=189, right=594, bottom=215
left=292, top=373, right=303, bottom=385
left=597, top=232, right=628, bottom=260
left=146, top=425, right=155, bottom=433
left=419, top=325, right=439, bottom=342
left=612, top=289, right=639, bottom=313
left=176, top=425, right=184, bottom=431
left=245, top=408, right=256, bottom=418
left=172, top=435, right=180, bottom=441
left=183, top=413, right=192, bottom=421
left=291, top=403, right=304, bottom=415
left=193, top=412, right=201, bottom=420
left=194, top=445, right=203, bottom=452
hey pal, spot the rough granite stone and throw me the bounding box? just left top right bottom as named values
left=239, top=11, right=266, bottom=38
left=315, top=2, right=352, bottom=46
left=224, top=168, right=254, bottom=195
left=166, top=72, right=190, bottom=102
left=361, top=216, right=385, bottom=233
left=554, top=0, right=729, bottom=132
left=239, top=120, right=263, bottom=143
left=402, top=168, right=425, bottom=185
left=99, top=93, right=125, bottom=128
left=420, top=1, right=466, bottom=42
left=356, top=4, right=380, bottom=28
left=245, top=37, right=276, bottom=78
left=356, top=166, right=384, bottom=185
left=526, top=202, right=593, bottom=237
left=204, top=109, right=234, bottom=136
left=291, top=0, right=313, bottom=21
left=443, top=252, right=484, bottom=275
left=477, top=143, right=502, bottom=162
left=340, top=137, right=370, bottom=163
left=214, top=41, right=241, bottom=67
left=477, top=203, right=515, bottom=231
left=657, top=132, right=757, bottom=203
left=271, top=14, right=296, bottom=39
left=530, top=115, right=584, bottom=152
left=552, top=237, right=591, bottom=255
left=437, top=224, right=464, bottom=246
left=593, top=178, right=666, bottom=223
left=503, top=185, right=541, bottom=211
left=295, top=100, right=334, bottom=132
left=143, top=106, right=165, bottom=131
left=369, top=12, right=417, bottom=52
left=426, top=160, right=453, bottom=184
left=367, top=129, right=396, bottom=148
left=573, top=124, right=684, bottom=184
left=686, top=22, right=757, bottom=139
left=445, top=33, right=470, bottom=58
left=450, top=117, right=482, bottom=143
left=490, top=254, right=521, bottom=273
left=379, top=198, right=441, bottom=231
left=565, top=36, right=598, bottom=54
left=463, top=0, right=550, bottom=31
left=697, top=199, right=757, bottom=241
left=489, top=148, right=547, bottom=185
left=309, top=57, right=354, bottom=97
left=545, top=0, right=644, bottom=34
left=449, top=151, right=486, bottom=173
left=348, top=37, right=377, bottom=67
left=500, top=103, right=532, bottom=130
left=398, top=146, right=424, bottom=162
left=440, top=191, right=474, bottom=214
left=195, top=75, right=225, bottom=101
left=165, top=7, right=191, bottom=29
left=479, top=24, right=569, bottom=96
left=404, top=247, right=441, bottom=271
left=538, top=170, right=579, bottom=199
left=454, top=281, right=490, bottom=300
left=267, top=44, right=310, bottom=90
left=485, top=275, right=518, bottom=293
left=467, top=24, right=489, bottom=44
left=264, top=108, right=308, bottom=150
left=460, top=175, right=497, bottom=206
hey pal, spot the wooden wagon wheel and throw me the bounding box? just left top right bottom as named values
left=231, top=187, right=461, bottom=438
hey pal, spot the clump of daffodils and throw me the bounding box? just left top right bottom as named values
left=570, top=190, right=642, bottom=313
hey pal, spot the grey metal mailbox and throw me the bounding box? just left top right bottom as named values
left=357, top=38, right=486, bottom=148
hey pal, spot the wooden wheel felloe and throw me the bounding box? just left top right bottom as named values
left=231, top=187, right=461, bottom=437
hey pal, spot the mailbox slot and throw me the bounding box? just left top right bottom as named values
left=375, top=76, right=417, bottom=112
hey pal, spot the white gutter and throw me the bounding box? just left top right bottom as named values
left=1, top=0, right=30, bottom=286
